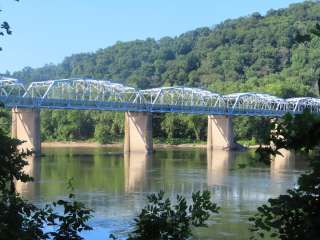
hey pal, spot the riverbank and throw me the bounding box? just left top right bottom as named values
left=42, top=141, right=208, bottom=149
left=42, top=141, right=261, bottom=149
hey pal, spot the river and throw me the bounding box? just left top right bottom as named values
left=17, top=147, right=309, bottom=239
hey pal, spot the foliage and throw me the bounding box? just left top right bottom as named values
left=254, top=21, right=320, bottom=159
left=249, top=21, right=320, bottom=240
left=0, top=134, right=33, bottom=193
left=249, top=160, right=320, bottom=240
left=46, top=179, right=93, bottom=240
left=0, top=191, right=51, bottom=240
left=0, top=121, right=93, bottom=239
left=296, top=22, right=320, bottom=43
left=0, top=108, right=10, bottom=135
left=127, top=190, right=219, bottom=240
left=0, top=130, right=49, bottom=240
left=0, top=1, right=319, bottom=144
left=0, top=0, right=19, bottom=51
left=11, top=1, right=320, bottom=93
left=233, top=116, right=272, bottom=144
left=159, top=114, right=207, bottom=142
left=256, top=110, right=320, bottom=162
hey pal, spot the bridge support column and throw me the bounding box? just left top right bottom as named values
left=207, top=115, right=237, bottom=150
left=124, top=112, right=153, bottom=153
left=11, top=108, right=41, bottom=155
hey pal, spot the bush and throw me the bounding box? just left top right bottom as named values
left=249, top=161, right=320, bottom=240
left=94, top=123, right=111, bottom=144
left=126, top=190, right=219, bottom=240
left=0, top=128, right=93, bottom=240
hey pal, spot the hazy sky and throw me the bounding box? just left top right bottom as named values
left=0, top=0, right=302, bottom=73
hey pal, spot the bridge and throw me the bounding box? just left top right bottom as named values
left=1, top=77, right=319, bottom=155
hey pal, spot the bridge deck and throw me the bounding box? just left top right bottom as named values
left=1, top=77, right=319, bottom=117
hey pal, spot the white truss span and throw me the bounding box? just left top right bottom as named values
left=0, top=77, right=26, bottom=97
left=23, top=78, right=140, bottom=103
left=0, top=77, right=320, bottom=116
left=140, top=87, right=224, bottom=107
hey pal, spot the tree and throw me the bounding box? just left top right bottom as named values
left=246, top=21, right=320, bottom=240
left=0, top=106, right=94, bottom=239
left=250, top=110, right=320, bottom=239
left=249, top=160, right=320, bottom=240
left=126, top=190, right=219, bottom=240
left=47, top=179, right=93, bottom=240
left=5, top=1, right=320, bottom=145
left=0, top=0, right=19, bottom=51
left=0, top=130, right=48, bottom=240
left=296, top=23, right=320, bottom=43
left=94, top=123, right=111, bottom=144
left=255, top=110, right=320, bottom=162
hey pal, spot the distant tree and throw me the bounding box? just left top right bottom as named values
left=296, top=23, right=320, bottom=43
left=249, top=22, right=320, bottom=240
left=255, top=110, right=320, bottom=162
left=296, top=23, right=320, bottom=94
left=94, top=123, right=111, bottom=144
left=6, top=1, right=320, bottom=145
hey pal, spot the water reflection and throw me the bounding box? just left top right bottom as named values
left=17, top=147, right=309, bottom=240
left=206, top=149, right=301, bottom=206
left=15, top=156, right=40, bottom=199
left=270, top=149, right=310, bottom=194
left=207, top=150, right=234, bottom=187
left=124, top=153, right=152, bottom=192
left=271, top=149, right=295, bottom=180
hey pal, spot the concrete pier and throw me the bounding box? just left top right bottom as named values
left=124, top=112, right=153, bottom=153
left=11, top=108, right=41, bottom=155
left=207, top=115, right=237, bottom=150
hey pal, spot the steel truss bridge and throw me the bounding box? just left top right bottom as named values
left=1, top=77, right=320, bottom=117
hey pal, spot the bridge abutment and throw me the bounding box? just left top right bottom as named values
left=207, top=115, right=237, bottom=150
left=11, top=108, right=41, bottom=155
left=124, top=112, right=153, bottom=153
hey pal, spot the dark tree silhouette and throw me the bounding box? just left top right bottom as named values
left=0, top=0, right=19, bottom=51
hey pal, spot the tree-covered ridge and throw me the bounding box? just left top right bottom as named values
left=11, top=1, right=320, bottom=96
left=4, top=1, right=320, bottom=144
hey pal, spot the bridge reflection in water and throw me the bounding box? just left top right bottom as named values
left=15, top=149, right=307, bottom=201
left=124, top=153, right=152, bottom=193
left=14, top=148, right=308, bottom=240
left=271, top=149, right=296, bottom=178
left=207, top=150, right=235, bottom=187
left=15, top=156, right=41, bottom=199
left=206, top=149, right=308, bottom=206
left=271, top=149, right=310, bottom=188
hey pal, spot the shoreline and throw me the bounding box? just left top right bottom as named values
left=41, top=141, right=261, bottom=149
left=42, top=141, right=207, bottom=149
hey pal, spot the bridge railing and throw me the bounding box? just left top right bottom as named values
left=0, top=95, right=292, bottom=116
left=2, top=78, right=320, bottom=116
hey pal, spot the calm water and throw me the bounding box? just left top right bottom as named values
left=17, top=147, right=309, bottom=239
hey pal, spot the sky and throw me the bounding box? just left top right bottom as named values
left=0, top=0, right=302, bottom=73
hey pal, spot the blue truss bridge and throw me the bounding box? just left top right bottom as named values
left=1, top=77, right=319, bottom=117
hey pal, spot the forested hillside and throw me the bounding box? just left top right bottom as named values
left=4, top=1, right=320, bottom=144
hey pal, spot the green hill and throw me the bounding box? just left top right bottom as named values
left=12, top=1, right=320, bottom=96
left=6, top=1, right=320, bottom=144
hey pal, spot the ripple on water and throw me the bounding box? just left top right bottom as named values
left=19, top=147, right=309, bottom=240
